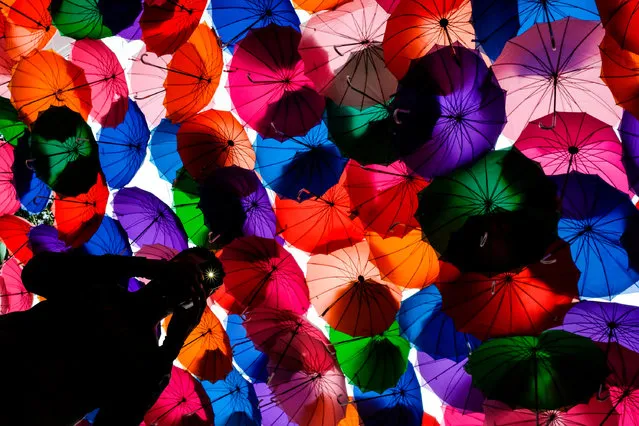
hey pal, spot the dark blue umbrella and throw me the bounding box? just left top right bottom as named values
left=618, top=110, right=639, bottom=194
left=226, top=314, right=269, bottom=383
left=97, top=100, right=149, bottom=189
left=83, top=216, right=131, bottom=257
left=397, top=285, right=480, bottom=362
left=202, top=369, right=262, bottom=426
left=354, top=364, right=423, bottom=426
left=11, top=136, right=51, bottom=214
left=255, top=121, right=346, bottom=201
left=149, top=118, right=182, bottom=184
left=551, top=172, right=639, bottom=299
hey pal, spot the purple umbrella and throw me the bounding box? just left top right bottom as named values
left=254, top=383, right=291, bottom=426
left=117, top=2, right=143, bottom=41
left=618, top=110, right=639, bottom=194
left=399, top=43, right=506, bottom=179
left=560, top=301, right=639, bottom=353
left=416, top=351, right=485, bottom=414
left=28, top=225, right=71, bottom=254
left=113, top=187, right=188, bottom=251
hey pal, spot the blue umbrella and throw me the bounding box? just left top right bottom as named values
left=11, top=136, right=50, bottom=214
left=202, top=369, right=262, bottom=426
left=397, top=285, right=480, bottom=362
left=255, top=121, right=347, bottom=201
left=97, top=100, right=149, bottom=189
left=354, top=364, right=423, bottom=426
left=551, top=172, right=639, bottom=299
left=226, top=314, right=269, bottom=383
left=208, top=0, right=300, bottom=48
left=471, top=0, right=599, bottom=61
left=83, top=216, right=132, bottom=257
left=149, top=118, right=182, bottom=184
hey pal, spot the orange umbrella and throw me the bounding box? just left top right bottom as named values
left=307, top=240, right=402, bottom=337
left=140, top=0, right=207, bottom=56
left=382, top=0, right=475, bottom=79
left=174, top=308, right=233, bottom=382
left=52, top=173, right=109, bottom=248
left=9, top=49, right=92, bottom=124
left=366, top=229, right=439, bottom=290
left=1, top=0, right=55, bottom=60
left=600, top=33, right=639, bottom=120
left=0, top=14, right=16, bottom=95
left=177, top=109, right=255, bottom=181
left=293, top=0, right=351, bottom=13
left=0, top=214, right=33, bottom=266
left=337, top=403, right=361, bottom=426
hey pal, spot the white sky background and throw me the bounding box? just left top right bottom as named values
left=39, top=5, right=639, bottom=424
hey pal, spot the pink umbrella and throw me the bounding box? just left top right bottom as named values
left=267, top=359, right=348, bottom=426
left=515, top=112, right=629, bottom=194
left=228, top=24, right=325, bottom=141
left=0, top=258, right=32, bottom=315
left=130, top=47, right=170, bottom=128
left=605, top=343, right=639, bottom=426
left=70, top=40, right=129, bottom=128
left=492, top=17, right=621, bottom=140
left=136, top=244, right=179, bottom=261
left=0, top=143, right=20, bottom=216
left=298, top=0, right=396, bottom=110
left=143, top=365, right=214, bottom=426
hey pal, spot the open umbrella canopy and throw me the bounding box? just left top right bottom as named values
left=50, top=0, right=141, bottom=40
left=619, top=110, right=639, bottom=194
left=0, top=257, right=32, bottom=314
left=202, top=369, right=261, bottom=426
left=1, top=0, right=56, bottom=61
left=596, top=0, right=639, bottom=54
left=149, top=119, right=182, bottom=183
left=603, top=342, right=639, bottom=426
left=0, top=97, right=27, bottom=147
left=225, top=314, right=269, bottom=383
left=0, top=142, right=20, bottom=216
left=171, top=170, right=209, bottom=248
left=82, top=216, right=131, bottom=257
left=600, top=32, right=639, bottom=124
left=0, top=214, right=33, bottom=266
left=140, top=0, right=207, bottom=56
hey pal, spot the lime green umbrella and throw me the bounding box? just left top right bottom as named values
left=30, top=106, right=100, bottom=196
left=466, top=330, right=608, bottom=411
left=329, top=321, right=410, bottom=393
left=50, top=0, right=142, bottom=40
left=0, top=98, right=27, bottom=147
left=172, top=169, right=210, bottom=248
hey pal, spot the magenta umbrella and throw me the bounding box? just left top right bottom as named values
left=515, top=112, right=628, bottom=194
left=228, top=24, right=325, bottom=141
left=0, top=258, right=32, bottom=315
left=0, top=142, right=19, bottom=216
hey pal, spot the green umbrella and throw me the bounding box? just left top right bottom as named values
left=466, top=330, right=608, bottom=411
left=50, top=0, right=142, bottom=40
left=329, top=321, right=410, bottom=393
left=172, top=169, right=209, bottom=248
left=30, top=106, right=100, bottom=196
left=415, top=148, right=558, bottom=273
left=0, top=98, right=27, bottom=147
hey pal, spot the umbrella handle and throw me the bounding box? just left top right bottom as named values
left=479, top=231, right=488, bottom=247
left=337, top=393, right=350, bottom=406
left=393, top=109, right=410, bottom=125
left=334, top=45, right=345, bottom=57
left=208, top=232, right=220, bottom=245
left=538, top=112, right=557, bottom=130
left=597, top=384, right=609, bottom=401
left=297, top=188, right=313, bottom=202
left=540, top=253, right=556, bottom=264
left=25, top=159, right=36, bottom=171
left=270, top=122, right=285, bottom=136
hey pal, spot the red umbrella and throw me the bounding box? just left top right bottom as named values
left=307, top=240, right=401, bottom=337
left=600, top=32, right=639, bottom=123
left=438, top=242, right=580, bottom=340
left=345, top=160, right=427, bottom=238
left=140, top=0, right=207, bottom=56
left=0, top=215, right=33, bottom=266
left=228, top=24, right=324, bottom=141
left=219, top=236, right=310, bottom=314
left=52, top=173, right=109, bottom=248
left=0, top=258, right=32, bottom=314
left=0, top=14, right=15, bottom=98
left=443, top=405, right=484, bottom=425
left=0, top=142, right=19, bottom=216
left=597, top=0, right=639, bottom=55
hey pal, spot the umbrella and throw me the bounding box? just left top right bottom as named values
left=443, top=406, right=484, bottom=425
left=293, top=0, right=351, bottom=13
left=337, top=403, right=361, bottom=426
left=254, top=382, right=291, bottom=426
left=382, top=0, right=475, bottom=79
left=149, top=119, right=183, bottom=183
left=329, top=321, right=410, bottom=393
left=208, top=0, right=300, bottom=47
left=228, top=24, right=324, bottom=141
left=52, top=172, right=109, bottom=248
left=415, top=148, right=558, bottom=274
left=171, top=170, right=209, bottom=248
left=354, top=364, right=423, bottom=426
left=600, top=33, right=639, bottom=123
left=470, top=0, right=599, bottom=61
left=493, top=17, right=620, bottom=140
left=143, top=365, right=214, bottom=426
left=244, top=307, right=334, bottom=374
left=177, top=109, right=255, bottom=182
left=597, top=0, right=639, bottom=54
left=298, top=0, right=397, bottom=110
left=97, top=99, right=149, bottom=189
left=83, top=216, right=131, bottom=257
left=465, top=330, right=609, bottom=410
left=307, top=240, right=401, bottom=337
left=113, top=186, right=188, bottom=251
left=202, top=369, right=262, bottom=426
left=438, top=241, right=580, bottom=340
left=12, top=135, right=51, bottom=214
left=175, top=309, right=233, bottom=382
left=0, top=257, right=32, bottom=314
left=0, top=215, right=33, bottom=265
left=140, top=0, right=207, bottom=56
left=515, top=111, right=628, bottom=194
left=225, top=314, right=269, bottom=383
left=274, top=172, right=364, bottom=255
left=0, top=14, right=13, bottom=99
left=604, top=342, right=639, bottom=426
left=50, top=0, right=141, bottom=40
left=70, top=39, right=129, bottom=128
left=220, top=236, right=309, bottom=314
left=0, top=97, right=27, bottom=146
left=266, top=358, right=348, bottom=426
left=28, top=225, right=71, bottom=255
left=129, top=47, right=170, bottom=128
left=0, top=142, right=20, bottom=215
left=29, top=106, right=101, bottom=196
left=560, top=301, right=639, bottom=353
left=619, top=110, right=639, bottom=194
left=255, top=121, right=346, bottom=201
left=551, top=172, right=639, bottom=299
left=416, top=352, right=484, bottom=414
left=397, top=285, right=480, bottom=361
left=1, top=0, right=55, bottom=60
left=398, top=43, right=506, bottom=179
left=345, top=160, right=427, bottom=238
left=375, top=0, right=399, bottom=13
left=9, top=49, right=93, bottom=125
left=366, top=229, right=439, bottom=290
